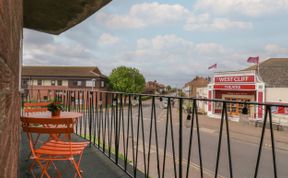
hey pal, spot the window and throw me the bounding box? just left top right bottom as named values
left=22, top=79, right=28, bottom=87
left=22, top=79, right=28, bottom=85
left=58, top=80, right=62, bottom=86
left=37, top=80, right=42, bottom=86
left=101, top=81, right=105, bottom=88
left=51, top=80, right=56, bottom=86
left=77, top=81, right=82, bottom=86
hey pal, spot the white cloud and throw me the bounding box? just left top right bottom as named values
left=137, top=35, right=193, bottom=50
left=98, top=33, right=120, bottom=46
left=96, top=2, right=252, bottom=31
left=136, top=35, right=228, bottom=57
left=95, top=2, right=189, bottom=29
left=129, top=34, right=246, bottom=84
left=184, top=13, right=252, bottom=31
left=194, top=0, right=288, bottom=16
left=194, top=43, right=226, bottom=55
left=23, top=43, right=93, bottom=65
left=129, top=2, right=189, bottom=23
left=264, top=44, right=288, bottom=54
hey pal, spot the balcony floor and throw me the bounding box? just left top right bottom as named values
left=19, top=132, right=131, bottom=178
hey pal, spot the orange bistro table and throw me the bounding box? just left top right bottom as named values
left=22, top=111, right=83, bottom=140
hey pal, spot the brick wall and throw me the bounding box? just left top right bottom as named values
left=0, top=0, right=22, bottom=177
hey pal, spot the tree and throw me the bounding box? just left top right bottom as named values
left=108, top=66, right=146, bottom=93
left=166, top=85, right=172, bottom=91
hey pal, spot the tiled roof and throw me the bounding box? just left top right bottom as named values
left=243, top=58, right=288, bottom=87
left=22, top=66, right=107, bottom=78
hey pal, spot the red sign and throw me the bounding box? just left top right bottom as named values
left=214, top=85, right=255, bottom=90
left=215, top=75, right=255, bottom=83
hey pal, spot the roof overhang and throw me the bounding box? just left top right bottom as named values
left=23, top=0, right=112, bottom=35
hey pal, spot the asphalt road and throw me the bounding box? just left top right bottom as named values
left=128, top=99, right=288, bottom=178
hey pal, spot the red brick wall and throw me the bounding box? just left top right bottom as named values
left=0, top=0, right=22, bottom=177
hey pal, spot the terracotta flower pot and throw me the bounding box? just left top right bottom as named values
left=51, top=110, right=61, bottom=116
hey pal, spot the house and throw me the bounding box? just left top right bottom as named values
left=207, top=58, right=288, bottom=120
left=144, top=80, right=166, bottom=94
left=21, top=66, right=109, bottom=101
left=22, top=66, right=108, bottom=90
left=183, top=76, right=209, bottom=97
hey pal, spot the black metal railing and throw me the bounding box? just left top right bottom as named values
left=21, top=88, right=288, bottom=178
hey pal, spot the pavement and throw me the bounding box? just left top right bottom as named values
left=195, top=114, right=288, bottom=152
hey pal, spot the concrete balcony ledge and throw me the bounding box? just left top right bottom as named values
left=19, top=132, right=131, bottom=178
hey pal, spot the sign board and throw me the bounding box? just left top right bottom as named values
left=214, top=85, right=255, bottom=90
left=215, top=75, right=255, bottom=83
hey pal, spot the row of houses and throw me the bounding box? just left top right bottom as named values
left=22, top=66, right=108, bottom=90
left=21, top=66, right=167, bottom=100
left=183, top=58, right=288, bottom=121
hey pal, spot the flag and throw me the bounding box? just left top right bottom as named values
left=247, top=56, right=259, bottom=64
left=208, top=63, right=217, bottom=70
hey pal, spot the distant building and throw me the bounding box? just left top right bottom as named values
left=208, top=58, right=288, bottom=120
left=144, top=80, right=166, bottom=94
left=22, top=66, right=108, bottom=89
left=183, top=76, right=209, bottom=97
left=196, top=87, right=208, bottom=114
left=21, top=66, right=108, bottom=100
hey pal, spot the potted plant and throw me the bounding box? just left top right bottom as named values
left=47, top=101, right=64, bottom=116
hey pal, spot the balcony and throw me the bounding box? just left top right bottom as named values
left=19, top=133, right=132, bottom=178
left=20, top=89, right=288, bottom=177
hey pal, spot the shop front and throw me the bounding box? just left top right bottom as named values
left=207, top=71, right=265, bottom=120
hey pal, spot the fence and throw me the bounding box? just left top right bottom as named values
left=21, top=88, right=288, bottom=178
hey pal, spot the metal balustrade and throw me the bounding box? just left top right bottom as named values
left=21, top=88, right=288, bottom=178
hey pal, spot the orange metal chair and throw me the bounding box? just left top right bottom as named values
left=22, top=102, right=57, bottom=160
left=21, top=117, right=89, bottom=178
left=23, top=102, right=63, bottom=114
left=23, top=102, right=51, bottom=113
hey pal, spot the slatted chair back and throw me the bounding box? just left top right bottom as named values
left=23, top=102, right=50, bottom=113
left=21, top=117, right=74, bottom=134
left=23, top=101, right=62, bottom=113
left=21, top=117, right=75, bottom=159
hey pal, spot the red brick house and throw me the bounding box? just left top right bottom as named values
left=22, top=66, right=108, bottom=90
left=144, top=80, right=166, bottom=94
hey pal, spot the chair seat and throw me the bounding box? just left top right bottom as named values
left=35, top=140, right=88, bottom=156
left=49, top=140, right=89, bottom=146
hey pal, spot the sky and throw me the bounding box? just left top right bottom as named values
left=23, top=0, right=288, bottom=87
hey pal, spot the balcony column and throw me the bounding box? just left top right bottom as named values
left=0, top=0, right=23, bottom=177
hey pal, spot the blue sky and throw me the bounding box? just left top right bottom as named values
left=23, top=0, right=288, bottom=87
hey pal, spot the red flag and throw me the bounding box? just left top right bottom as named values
left=247, top=56, right=259, bottom=64
left=208, top=63, right=217, bottom=70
